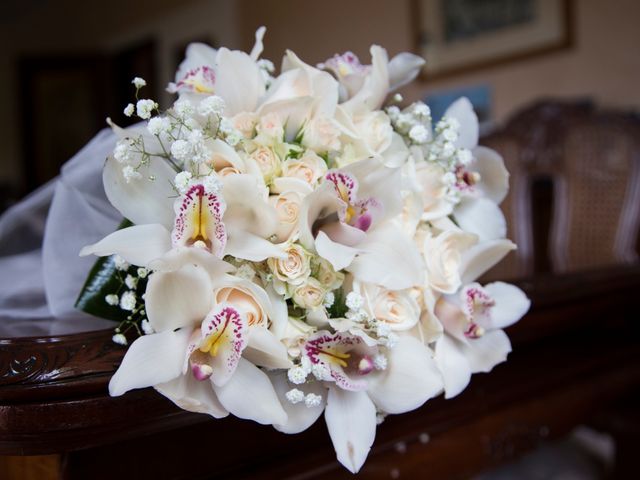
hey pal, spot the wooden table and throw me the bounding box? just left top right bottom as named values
left=2, top=266, right=639, bottom=479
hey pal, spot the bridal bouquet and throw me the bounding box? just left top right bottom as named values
left=78, top=27, right=530, bottom=473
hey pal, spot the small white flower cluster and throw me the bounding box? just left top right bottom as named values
left=341, top=292, right=398, bottom=348
left=173, top=171, right=222, bottom=195
left=387, top=102, right=432, bottom=145
left=284, top=388, right=323, bottom=408
left=105, top=256, right=151, bottom=344
left=287, top=354, right=334, bottom=386
left=171, top=129, right=212, bottom=164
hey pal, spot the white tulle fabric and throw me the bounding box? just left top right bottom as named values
left=0, top=128, right=121, bottom=337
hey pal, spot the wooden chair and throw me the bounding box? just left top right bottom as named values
left=482, top=100, right=640, bottom=277
left=549, top=107, right=640, bottom=272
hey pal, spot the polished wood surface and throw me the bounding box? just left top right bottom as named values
left=2, top=266, right=639, bottom=479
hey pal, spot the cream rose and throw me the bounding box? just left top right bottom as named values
left=314, top=257, right=345, bottom=291
left=214, top=281, right=269, bottom=327
left=256, top=112, right=284, bottom=140
left=423, top=230, right=477, bottom=294
left=268, top=243, right=312, bottom=286
left=268, top=191, right=305, bottom=242
left=250, top=146, right=281, bottom=183
left=292, top=277, right=326, bottom=309
left=282, top=150, right=328, bottom=187
left=302, top=115, right=342, bottom=152
left=217, top=166, right=242, bottom=177
left=232, top=112, right=258, bottom=139
left=354, top=111, right=393, bottom=154
left=359, top=283, right=421, bottom=331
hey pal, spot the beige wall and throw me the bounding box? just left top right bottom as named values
left=2, top=0, right=639, bottom=189
left=413, top=0, right=640, bottom=122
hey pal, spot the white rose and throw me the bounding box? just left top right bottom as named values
left=281, top=150, right=328, bottom=187
left=268, top=190, right=306, bottom=242
left=314, top=257, right=345, bottom=291
left=423, top=230, right=477, bottom=294
left=354, top=111, right=393, bottom=154
left=358, top=283, right=421, bottom=331
left=257, top=112, right=284, bottom=140
left=302, top=115, right=342, bottom=152
left=232, top=112, right=258, bottom=139
left=214, top=280, right=270, bottom=327
left=217, top=166, right=242, bottom=177
left=268, top=243, right=312, bottom=286
left=250, top=146, right=281, bottom=183
left=292, top=277, right=326, bottom=310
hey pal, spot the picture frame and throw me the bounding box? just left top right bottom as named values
left=414, top=0, right=573, bottom=79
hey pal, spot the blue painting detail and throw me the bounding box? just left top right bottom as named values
left=425, top=84, right=492, bottom=128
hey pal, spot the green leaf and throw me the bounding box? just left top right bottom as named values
left=75, top=219, right=136, bottom=322
left=75, top=255, right=129, bottom=322
left=327, top=289, right=348, bottom=319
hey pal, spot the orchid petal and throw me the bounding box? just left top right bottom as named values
left=454, top=197, right=506, bottom=242
left=271, top=372, right=326, bottom=434
left=342, top=45, right=389, bottom=116
left=320, top=221, right=367, bottom=247
left=459, top=239, right=516, bottom=284
left=281, top=49, right=339, bottom=118
left=483, top=282, right=530, bottom=329
left=266, top=284, right=289, bottom=339
left=199, top=306, right=249, bottom=387
left=466, top=329, right=512, bottom=374
left=444, top=97, right=479, bottom=149
left=212, top=357, right=287, bottom=425
left=325, top=388, right=377, bottom=474
left=249, top=26, right=266, bottom=61
left=172, top=185, right=227, bottom=257
left=222, top=174, right=278, bottom=238
left=368, top=336, right=443, bottom=414
left=225, top=230, right=286, bottom=261
left=348, top=223, right=423, bottom=290
left=155, top=372, right=228, bottom=418
left=473, top=147, right=509, bottom=204
left=80, top=224, right=171, bottom=266
left=103, top=155, right=176, bottom=229
left=174, top=43, right=217, bottom=84
left=109, top=328, right=191, bottom=396
left=434, top=334, right=472, bottom=399
left=244, top=326, right=293, bottom=369
left=382, top=132, right=410, bottom=168
left=146, top=263, right=213, bottom=332
left=298, top=183, right=342, bottom=250
left=215, top=47, right=265, bottom=116
left=388, top=52, right=425, bottom=91
left=209, top=138, right=246, bottom=172
left=148, top=246, right=235, bottom=278
left=315, top=230, right=359, bottom=271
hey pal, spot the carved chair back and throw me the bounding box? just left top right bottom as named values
left=481, top=100, right=640, bottom=277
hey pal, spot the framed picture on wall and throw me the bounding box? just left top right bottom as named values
left=414, top=0, right=573, bottom=79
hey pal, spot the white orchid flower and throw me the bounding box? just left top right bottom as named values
left=433, top=281, right=530, bottom=398
left=81, top=172, right=285, bottom=266
left=168, top=28, right=267, bottom=116
left=110, top=253, right=291, bottom=425
left=442, top=98, right=510, bottom=241
left=319, top=48, right=424, bottom=103
left=271, top=330, right=442, bottom=473
left=298, top=158, right=422, bottom=290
